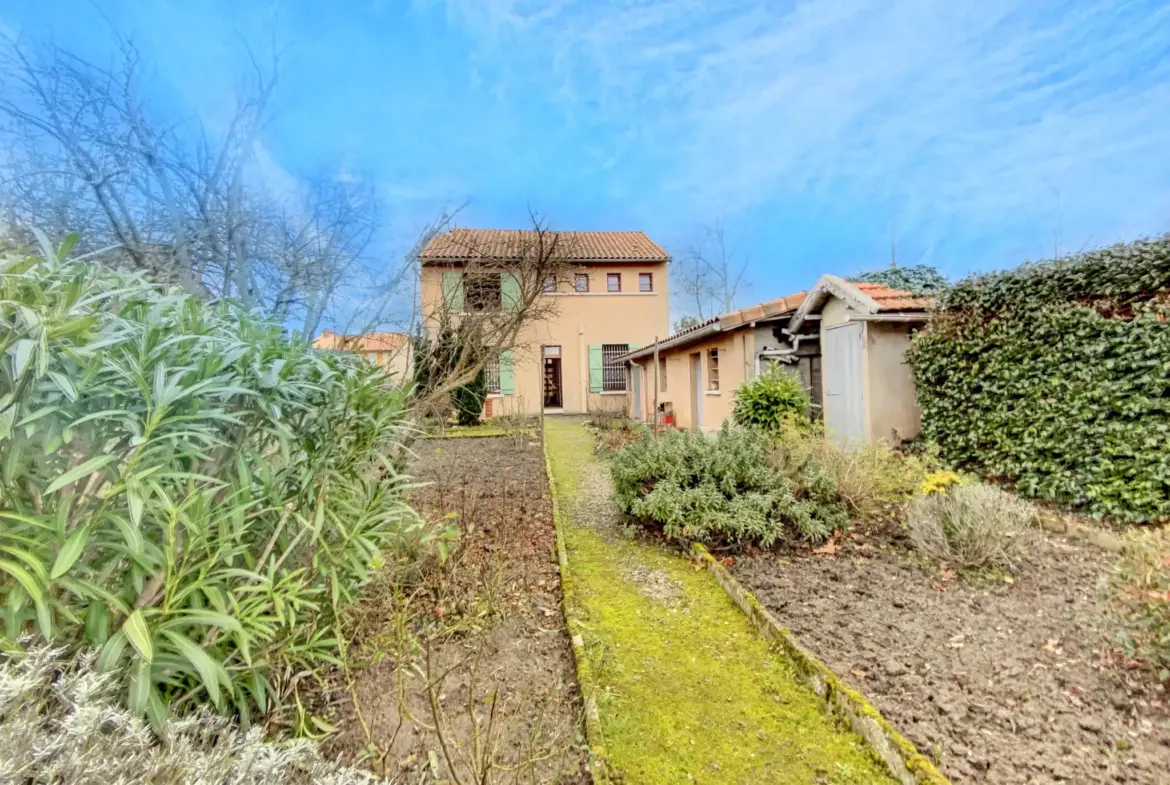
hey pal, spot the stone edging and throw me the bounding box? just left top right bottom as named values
left=542, top=440, right=613, bottom=785
left=1035, top=514, right=1124, bottom=553
left=691, top=543, right=953, bottom=785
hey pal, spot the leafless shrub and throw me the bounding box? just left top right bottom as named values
left=909, top=484, right=1037, bottom=571
left=0, top=646, right=390, bottom=785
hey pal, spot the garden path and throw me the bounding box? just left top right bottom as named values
left=544, top=418, right=898, bottom=785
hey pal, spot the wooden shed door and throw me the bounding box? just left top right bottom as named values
left=823, top=322, right=865, bottom=443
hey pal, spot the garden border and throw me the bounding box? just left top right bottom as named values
left=542, top=439, right=613, bottom=785
left=1034, top=512, right=1124, bottom=553
left=690, top=543, right=952, bottom=785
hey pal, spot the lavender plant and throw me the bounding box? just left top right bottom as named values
left=0, top=646, right=390, bottom=784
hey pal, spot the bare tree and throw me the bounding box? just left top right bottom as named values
left=0, top=28, right=388, bottom=332
left=411, top=211, right=577, bottom=413
left=673, top=219, right=749, bottom=321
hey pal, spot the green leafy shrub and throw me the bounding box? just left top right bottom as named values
left=451, top=369, right=487, bottom=426
left=1109, top=528, right=1170, bottom=681
left=0, top=236, right=422, bottom=726
left=908, top=484, right=1035, bottom=571
left=611, top=426, right=846, bottom=547
left=909, top=235, right=1170, bottom=522
left=732, top=367, right=810, bottom=431
left=0, top=646, right=384, bottom=784
left=851, top=264, right=948, bottom=296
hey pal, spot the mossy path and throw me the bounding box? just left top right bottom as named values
left=545, top=419, right=898, bottom=785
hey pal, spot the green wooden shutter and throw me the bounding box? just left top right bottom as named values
left=501, top=272, right=521, bottom=311
left=442, top=271, right=464, bottom=313
left=499, top=349, right=515, bottom=395
left=588, top=345, right=603, bottom=392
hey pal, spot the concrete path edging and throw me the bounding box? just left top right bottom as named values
left=543, top=439, right=613, bottom=785
left=691, top=543, right=952, bottom=785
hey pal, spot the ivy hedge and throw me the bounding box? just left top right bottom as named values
left=909, top=236, right=1170, bottom=523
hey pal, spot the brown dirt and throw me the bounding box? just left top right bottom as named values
left=731, top=531, right=1170, bottom=785
left=321, top=435, right=589, bottom=784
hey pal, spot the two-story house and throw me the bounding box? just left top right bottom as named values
left=419, top=228, right=670, bottom=416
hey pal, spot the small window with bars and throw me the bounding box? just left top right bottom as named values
left=607, top=273, right=621, bottom=292
left=602, top=344, right=629, bottom=391
left=574, top=273, right=590, bottom=293
left=639, top=273, right=653, bottom=292
left=542, top=275, right=557, bottom=293
left=707, top=348, right=719, bottom=392
left=483, top=359, right=501, bottom=395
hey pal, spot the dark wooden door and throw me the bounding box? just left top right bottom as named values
left=543, top=357, right=562, bottom=408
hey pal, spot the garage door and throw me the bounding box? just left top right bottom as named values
left=823, top=322, right=865, bottom=443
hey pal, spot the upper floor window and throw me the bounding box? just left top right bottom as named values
left=639, top=273, right=653, bottom=292
left=542, top=275, right=557, bottom=293
left=465, top=273, right=502, bottom=313
left=574, top=273, right=590, bottom=293
left=607, top=273, right=621, bottom=293
left=602, top=344, right=628, bottom=391
left=707, top=348, right=720, bottom=392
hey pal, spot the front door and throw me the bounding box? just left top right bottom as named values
left=543, top=347, right=563, bottom=408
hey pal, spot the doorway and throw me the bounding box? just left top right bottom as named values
left=689, top=352, right=702, bottom=430
left=543, top=346, right=563, bottom=409
left=823, top=322, right=865, bottom=443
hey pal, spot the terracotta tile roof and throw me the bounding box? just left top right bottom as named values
left=313, top=330, right=410, bottom=352
left=852, top=282, right=933, bottom=311
left=622, top=290, right=807, bottom=360
left=420, top=229, right=669, bottom=262
left=718, top=292, right=808, bottom=328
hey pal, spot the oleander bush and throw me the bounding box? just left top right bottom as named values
left=732, top=367, right=811, bottom=431
left=1109, top=527, right=1170, bottom=681
left=908, top=484, right=1036, bottom=571
left=0, top=646, right=386, bottom=784
left=611, top=425, right=847, bottom=547
left=0, top=235, right=423, bottom=728
left=909, top=235, right=1170, bottom=522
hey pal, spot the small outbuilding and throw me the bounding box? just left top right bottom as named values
left=788, top=276, right=931, bottom=444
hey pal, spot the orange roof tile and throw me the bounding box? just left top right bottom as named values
left=420, top=229, right=669, bottom=262
left=313, top=330, right=410, bottom=352
left=623, top=290, right=807, bottom=360
left=852, top=282, right=933, bottom=311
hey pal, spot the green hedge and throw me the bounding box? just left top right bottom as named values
left=909, top=236, right=1170, bottom=522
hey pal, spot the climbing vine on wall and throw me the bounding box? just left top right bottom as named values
left=851, top=264, right=949, bottom=296
left=908, top=236, right=1170, bottom=523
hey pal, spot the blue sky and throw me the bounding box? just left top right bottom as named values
left=3, top=0, right=1169, bottom=312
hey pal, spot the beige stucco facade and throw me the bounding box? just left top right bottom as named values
left=420, top=262, right=669, bottom=415
left=858, top=321, right=921, bottom=443
left=630, top=328, right=754, bottom=431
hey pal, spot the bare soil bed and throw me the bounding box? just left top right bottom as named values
left=321, top=435, right=589, bottom=784
left=732, top=531, right=1169, bottom=785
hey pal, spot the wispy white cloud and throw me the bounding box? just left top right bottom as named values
left=440, top=0, right=1170, bottom=268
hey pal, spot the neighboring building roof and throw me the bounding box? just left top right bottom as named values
left=788, top=275, right=932, bottom=332
left=419, top=229, right=669, bottom=263
left=620, top=291, right=807, bottom=362
left=313, top=330, right=410, bottom=352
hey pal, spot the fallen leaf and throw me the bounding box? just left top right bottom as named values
left=851, top=669, right=868, bottom=679
left=812, top=540, right=838, bottom=556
